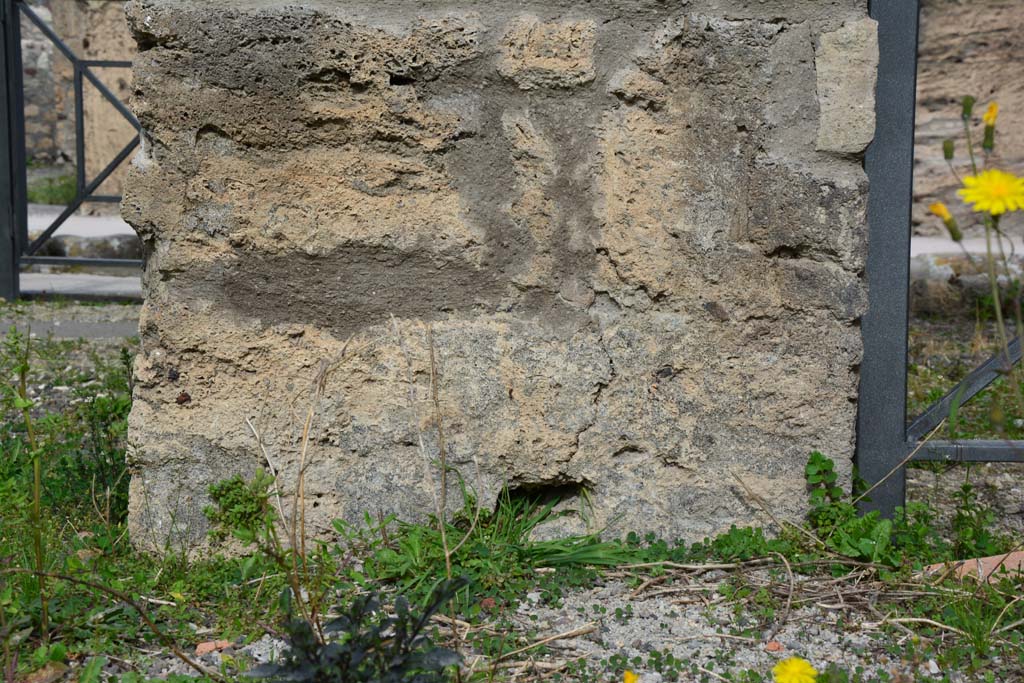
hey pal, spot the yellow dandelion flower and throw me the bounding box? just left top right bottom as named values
left=624, top=671, right=639, bottom=683
left=983, top=102, right=999, bottom=126
left=958, top=169, right=1024, bottom=216
left=929, top=202, right=952, bottom=221
left=772, top=657, right=818, bottom=683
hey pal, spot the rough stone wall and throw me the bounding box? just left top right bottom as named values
left=123, top=0, right=876, bottom=553
left=21, top=1, right=60, bottom=163
left=914, top=0, right=1024, bottom=237
left=19, top=1, right=136, bottom=181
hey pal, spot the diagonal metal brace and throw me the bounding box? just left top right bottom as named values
left=906, top=336, right=1022, bottom=442
left=25, top=135, right=139, bottom=254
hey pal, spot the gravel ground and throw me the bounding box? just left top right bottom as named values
left=0, top=300, right=140, bottom=325
left=908, top=462, right=1024, bottom=540
left=494, top=576, right=966, bottom=682
left=135, top=569, right=975, bottom=683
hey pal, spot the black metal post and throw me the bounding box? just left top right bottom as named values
left=855, top=0, right=921, bottom=517
left=0, top=0, right=20, bottom=300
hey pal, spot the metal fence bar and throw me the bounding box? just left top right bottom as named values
left=7, top=0, right=23, bottom=254
left=80, top=66, right=139, bottom=129
left=0, top=0, right=17, bottom=300
left=17, top=2, right=74, bottom=63
left=25, top=135, right=139, bottom=254
left=1, top=0, right=140, bottom=301
left=907, top=336, right=1021, bottom=441
left=912, top=440, right=1024, bottom=462
left=855, top=0, right=920, bottom=518
left=80, top=59, right=131, bottom=68
left=21, top=256, right=141, bottom=267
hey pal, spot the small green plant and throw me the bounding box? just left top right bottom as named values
left=1, top=328, right=48, bottom=640
left=204, top=470, right=278, bottom=544
left=249, top=578, right=466, bottom=683
left=684, top=525, right=797, bottom=563
left=805, top=453, right=897, bottom=566
left=805, top=451, right=843, bottom=507
left=203, top=466, right=339, bottom=639
left=951, top=482, right=1007, bottom=558
left=891, top=501, right=951, bottom=565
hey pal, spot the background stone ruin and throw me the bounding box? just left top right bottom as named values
left=22, top=0, right=135, bottom=196
left=913, top=0, right=1024, bottom=239
left=123, top=0, right=877, bottom=552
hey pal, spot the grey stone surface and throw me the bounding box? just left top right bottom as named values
left=123, top=0, right=877, bottom=553
left=20, top=272, right=142, bottom=300
left=815, top=18, right=879, bottom=154
left=913, top=0, right=1024, bottom=238
left=29, top=204, right=137, bottom=238
left=0, top=317, right=139, bottom=340
left=21, top=2, right=60, bottom=162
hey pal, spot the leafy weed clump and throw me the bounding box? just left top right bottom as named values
left=250, top=578, right=466, bottom=683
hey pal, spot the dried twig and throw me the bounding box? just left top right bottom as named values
left=1, top=568, right=224, bottom=681
left=768, top=551, right=795, bottom=640
left=628, top=573, right=670, bottom=599
left=390, top=316, right=442, bottom=526
left=245, top=417, right=287, bottom=524
left=864, top=616, right=967, bottom=637
left=426, top=325, right=453, bottom=581
left=496, top=623, right=597, bottom=662
left=697, top=665, right=730, bottom=682
left=852, top=420, right=945, bottom=506
left=730, top=470, right=828, bottom=551
left=674, top=633, right=758, bottom=644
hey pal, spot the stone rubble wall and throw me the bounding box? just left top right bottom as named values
left=20, top=0, right=135, bottom=198
left=914, top=0, right=1024, bottom=237
left=21, top=1, right=60, bottom=162
left=123, top=0, right=877, bottom=553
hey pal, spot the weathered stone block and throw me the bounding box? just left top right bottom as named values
left=815, top=18, right=879, bottom=154
left=499, top=17, right=596, bottom=90
left=124, top=0, right=877, bottom=553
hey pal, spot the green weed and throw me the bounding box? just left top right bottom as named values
left=338, top=487, right=632, bottom=615
left=26, top=174, right=76, bottom=205
left=249, top=578, right=466, bottom=683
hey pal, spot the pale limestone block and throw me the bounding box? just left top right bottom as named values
left=816, top=18, right=879, bottom=154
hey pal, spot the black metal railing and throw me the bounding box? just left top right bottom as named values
left=857, top=0, right=1024, bottom=519
left=1, top=0, right=140, bottom=300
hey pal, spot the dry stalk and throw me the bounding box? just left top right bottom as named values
left=697, top=665, right=730, bottom=682
left=988, top=595, right=1023, bottom=636
left=866, top=604, right=921, bottom=640
left=245, top=417, right=288, bottom=525
left=496, top=623, right=598, bottom=662
left=675, top=633, right=758, bottom=644
left=294, top=406, right=315, bottom=580
left=1, top=569, right=225, bottom=681
left=852, top=420, right=945, bottom=506
left=730, top=470, right=828, bottom=552
left=390, top=318, right=486, bottom=666
left=245, top=337, right=357, bottom=642
left=426, top=325, right=453, bottom=581
left=864, top=616, right=968, bottom=637
left=767, top=551, right=795, bottom=639
left=628, top=573, right=669, bottom=598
